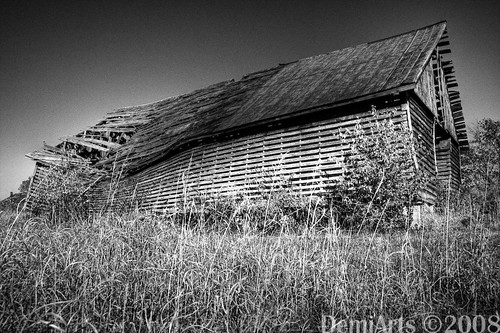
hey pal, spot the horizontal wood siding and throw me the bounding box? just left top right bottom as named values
left=90, top=103, right=409, bottom=212
left=436, top=138, right=461, bottom=191
left=436, top=138, right=450, bottom=182
left=408, top=96, right=437, bottom=203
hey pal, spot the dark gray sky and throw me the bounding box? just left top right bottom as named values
left=1, top=0, right=499, bottom=199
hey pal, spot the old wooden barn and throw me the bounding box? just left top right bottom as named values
left=26, top=21, right=468, bottom=213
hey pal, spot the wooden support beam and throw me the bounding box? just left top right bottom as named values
left=60, top=136, right=110, bottom=152
left=75, top=137, right=121, bottom=149
left=86, top=126, right=136, bottom=133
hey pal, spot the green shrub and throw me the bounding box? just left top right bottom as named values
left=327, top=108, right=428, bottom=230
left=459, top=119, right=500, bottom=222
left=30, top=164, right=91, bottom=224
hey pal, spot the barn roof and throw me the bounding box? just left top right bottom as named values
left=223, top=22, right=446, bottom=130
left=27, top=21, right=467, bottom=175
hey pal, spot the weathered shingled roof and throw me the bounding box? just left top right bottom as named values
left=28, top=21, right=466, bottom=175
left=221, top=22, right=446, bottom=130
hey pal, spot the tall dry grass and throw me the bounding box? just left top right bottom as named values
left=1, top=205, right=499, bottom=332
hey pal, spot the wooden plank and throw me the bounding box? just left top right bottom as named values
left=61, top=136, right=110, bottom=152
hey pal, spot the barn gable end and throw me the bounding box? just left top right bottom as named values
left=26, top=21, right=467, bottom=212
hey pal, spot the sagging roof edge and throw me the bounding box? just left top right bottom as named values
left=24, top=83, right=415, bottom=170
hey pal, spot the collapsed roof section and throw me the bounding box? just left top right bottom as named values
left=26, top=95, right=173, bottom=169
left=27, top=21, right=467, bottom=178
left=26, top=65, right=285, bottom=175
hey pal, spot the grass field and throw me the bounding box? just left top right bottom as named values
left=1, top=206, right=499, bottom=332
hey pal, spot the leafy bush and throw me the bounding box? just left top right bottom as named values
left=459, top=119, right=500, bottom=221
left=327, top=108, right=429, bottom=230
left=30, top=164, right=91, bottom=224
left=18, top=177, right=31, bottom=194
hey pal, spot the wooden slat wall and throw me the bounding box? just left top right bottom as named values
left=90, top=103, right=409, bottom=212
left=415, top=61, right=438, bottom=117
left=434, top=54, right=458, bottom=142
left=436, top=138, right=461, bottom=191
left=25, top=162, right=52, bottom=210
left=438, top=67, right=457, bottom=141
left=408, top=96, right=437, bottom=203
left=436, top=138, right=451, bottom=182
